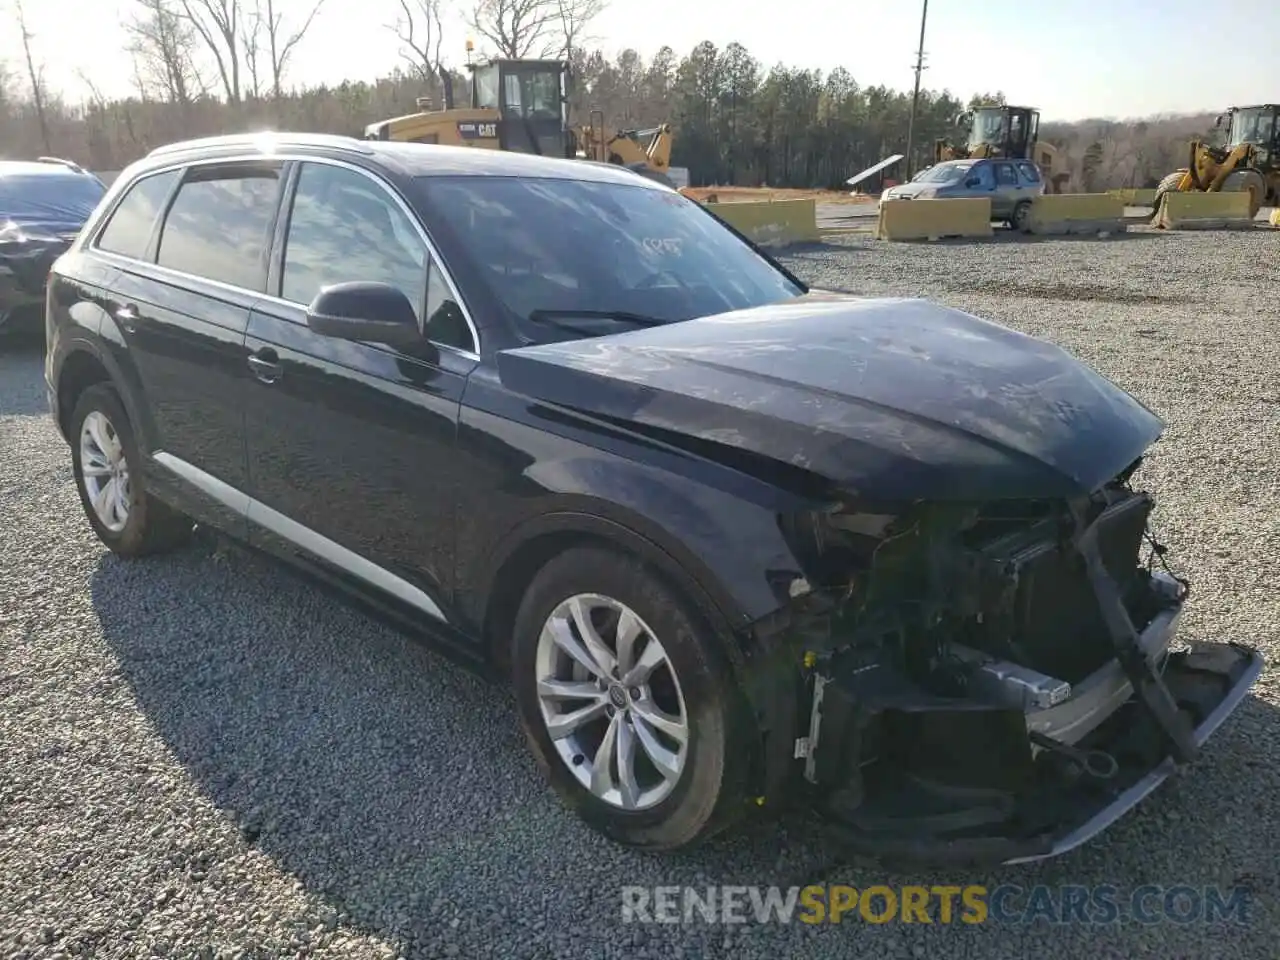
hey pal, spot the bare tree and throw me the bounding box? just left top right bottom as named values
left=128, top=0, right=203, bottom=106
left=241, top=6, right=265, bottom=99
left=555, top=0, right=605, bottom=61
left=468, top=0, right=559, bottom=59
left=175, top=0, right=243, bottom=103
left=389, top=0, right=446, bottom=85
left=255, top=0, right=326, bottom=99
left=12, top=0, right=51, bottom=153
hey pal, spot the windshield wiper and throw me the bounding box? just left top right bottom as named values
left=526, top=309, right=671, bottom=334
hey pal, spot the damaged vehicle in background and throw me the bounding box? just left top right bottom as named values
left=46, top=136, right=1262, bottom=865
left=0, top=158, right=105, bottom=338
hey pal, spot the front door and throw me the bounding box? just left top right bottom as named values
left=242, top=159, right=479, bottom=628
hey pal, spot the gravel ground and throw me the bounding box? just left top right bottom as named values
left=3, top=229, right=1279, bottom=959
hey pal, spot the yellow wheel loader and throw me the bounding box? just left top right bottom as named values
left=934, top=105, right=1071, bottom=193
left=364, top=55, right=677, bottom=187
left=1152, top=104, right=1280, bottom=219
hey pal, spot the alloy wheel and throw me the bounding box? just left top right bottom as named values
left=534, top=593, right=690, bottom=811
left=79, top=410, right=131, bottom=533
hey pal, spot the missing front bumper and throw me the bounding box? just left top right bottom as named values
left=805, top=638, right=1261, bottom=865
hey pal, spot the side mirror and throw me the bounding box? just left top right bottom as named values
left=1214, top=113, right=1225, bottom=129
left=306, top=281, right=422, bottom=348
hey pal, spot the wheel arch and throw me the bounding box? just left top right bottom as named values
left=476, top=510, right=753, bottom=679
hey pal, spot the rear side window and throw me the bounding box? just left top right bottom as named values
left=95, top=170, right=179, bottom=260
left=157, top=165, right=281, bottom=289
left=1017, top=162, right=1041, bottom=183
left=995, top=163, right=1018, bottom=186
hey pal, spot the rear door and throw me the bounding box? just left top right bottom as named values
left=992, top=161, right=1021, bottom=217
left=101, top=160, right=285, bottom=534
left=242, top=159, right=479, bottom=628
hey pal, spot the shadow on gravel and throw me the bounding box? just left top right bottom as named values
left=89, top=534, right=1280, bottom=957
left=0, top=334, right=49, bottom=416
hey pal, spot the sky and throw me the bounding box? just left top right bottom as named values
left=2, top=0, right=1276, bottom=122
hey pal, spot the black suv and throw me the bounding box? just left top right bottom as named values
left=1, top=158, right=105, bottom=336
left=46, top=133, right=1260, bottom=861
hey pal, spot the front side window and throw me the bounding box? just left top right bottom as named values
left=156, top=165, right=281, bottom=289
left=95, top=170, right=179, bottom=259
left=280, top=162, right=434, bottom=321
left=473, top=65, right=500, bottom=109
left=502, top=66, right=561, bottom=120
left=416, top=175, right=803, bottom=343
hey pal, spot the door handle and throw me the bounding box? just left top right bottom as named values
left=247, top=349, right=282, bottom=384
left=115, top=304, right=138, bottom=332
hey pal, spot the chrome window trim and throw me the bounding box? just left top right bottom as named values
left=84, top=151, right=482, bottom=361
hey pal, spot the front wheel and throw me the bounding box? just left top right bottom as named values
left=510, top=546, right=751, bottom=849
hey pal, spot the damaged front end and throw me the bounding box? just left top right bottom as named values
left=765, top=470, right=1263, bottom=865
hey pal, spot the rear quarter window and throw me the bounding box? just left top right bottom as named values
left=95, top=170, right=180, bottom=260
left=1017, top=162, right=1042, bottom=183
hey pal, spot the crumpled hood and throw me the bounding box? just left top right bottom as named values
left=495, top=295, right=1164, bottom=501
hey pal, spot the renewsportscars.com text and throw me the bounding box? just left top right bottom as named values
left=620, top=884, right=1252, bottom=926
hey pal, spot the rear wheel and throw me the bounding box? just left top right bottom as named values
left=70, top=384, right=192, bottom=557
left=510, top=546, right=751, bottom=849
left=1221, top=167, right=1267, bottom=218
left=1011, top=200, right=1033, bottom=233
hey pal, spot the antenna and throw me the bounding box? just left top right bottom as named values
left=904, top=0, right=929, bottom=179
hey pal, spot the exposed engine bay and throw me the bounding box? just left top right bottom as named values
left=771, top=465, right=1262, bottom=863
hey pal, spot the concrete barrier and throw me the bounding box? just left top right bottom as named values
left=1027, top=193, right=1127, bottom=236
left=1153, top=191, right=1254, bottom=230
left=705, top=198, right=819, bottom=248
left=1107, top=188, right=1157, bottom=206
left=1269, top=208, right=1280, bottom=228
left=875, top=198, right=993, bottom=241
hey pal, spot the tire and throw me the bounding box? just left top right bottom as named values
left=1221, top=167, right=1267, bottom=219
left=1011, top=200, right=1032, bottom=233
left=510, top=545, right=752, bottom=850
left=70, top=383, right=192, bottom=557
left=1150, top=169, right=1188, bottom=220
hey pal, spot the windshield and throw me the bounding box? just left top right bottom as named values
left=1229, top=107, right=1277, bottom=146
left=0, top=173, right=105, bottom=223
left=916, top=162, right=972, bottom=184
left=416, top=176, right=803, bottom=341
left=502, top=65, right=562, bottom=120
left=968, top=109, right=1006, bottom=150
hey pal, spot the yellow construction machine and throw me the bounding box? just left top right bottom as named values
left=363, top=52, right=676, bottom=186
left=1151, top=104, right=1280, bottom=218
left=933, top=104, right=1071, bottom=193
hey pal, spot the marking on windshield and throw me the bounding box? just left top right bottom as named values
left=642, top=238, right=683, bottom=254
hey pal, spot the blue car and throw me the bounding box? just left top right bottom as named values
left=881, top=157, right=1046, bottom=231
left=0, top=158, right=106, bottom=337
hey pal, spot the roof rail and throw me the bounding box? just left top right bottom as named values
left=147, top=132, right=375, bottom=159
left=36, top=156, right=87, bottom=174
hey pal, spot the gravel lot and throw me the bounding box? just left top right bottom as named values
left=3, top=229, right=1279, bottom=959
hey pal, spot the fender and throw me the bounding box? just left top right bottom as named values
left=462, top=454, right=811, bottom=657
left=51, top=329, right=158, bottom=459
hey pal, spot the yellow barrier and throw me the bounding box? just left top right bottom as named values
left=704, top=199, right=819, bottom=247
left=1270, top=208, right=1280, bottom=228
left=1107, top=188, right=1158, bottom=206
left=1153, top=191, right=1254, bottom=230
left=1027, top=194, right=1126, bottom=236
left=875, top=198, right=993, bottom=241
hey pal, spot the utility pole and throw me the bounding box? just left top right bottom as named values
left=904, top=0, right=929, bottom=179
